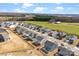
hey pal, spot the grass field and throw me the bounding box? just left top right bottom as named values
left=23, top=21, right=79, bottom=37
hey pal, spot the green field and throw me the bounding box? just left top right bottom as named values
left=23, top=21, right=79, bottom=37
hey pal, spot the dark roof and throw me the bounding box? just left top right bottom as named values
left=36, top=36, right=44, bottom=42
left=66, top=35, right=77, bottom=40
left=0, top=34, right=4, bottom=42
left=0, top=28, right=6, bottom=33
left=43, top=41, right=58, bottom=52
left=28, top=32, right=37, bottom=38
left=57, top=46, right=74, bottom=56
left=2, top=34, right=9, bottom=39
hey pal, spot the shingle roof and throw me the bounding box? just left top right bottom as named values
left=43, top=41, right=58, bottom=52
left=36, top=36, right=44, bottom=42
left=0, top=28, right=6, bottom=33
left=0, top=34, right=4, bottom=42
left=57, top=46, right=74, bottom=56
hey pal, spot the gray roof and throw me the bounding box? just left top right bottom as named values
left=2, top=34, right=9, bottom=40
left=0, top=28, right=6, bottom=33
left=0, top=34, right=4, bottom=42
left=43, top=41, right=58, bottom=52
left=27, top=32, right=37, bottom=40
left=0, top=34, right=9, bottom=42
left=57, top=46, right=74, bottom=56
left=35, top=36, right=44, bottom=42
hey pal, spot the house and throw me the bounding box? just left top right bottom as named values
left=33, top=35, right=45, bottom=46
left=50, top=30, right=58, bottom=38
left=32, top=26, right=37, bottom=30
left=31, top=26, right=38, bottom=31
left=1, top=22, right=6, bottom=27
left=26, top=32, right=37, bottom=41
left=45, top=28, right=51, bottom=33
left=1, top=21, right=18, bottom=28
left=9, top=22, right=18, bottom=28
left=0, top=28, right=9, bottom=42
left=48, top=30, right=67, bottom=40
left=0, top=34, right=5, bottom=42
left=55, top=46, right=74, bottom=56
left=49, top=19, right=56, bottom=23
left=15, top=27, right=24, bottom=34
left=64, top=35, right=78, bottom=44
left=31, top=26, right=36, bottom=30
left=2, top=34, right=10, bottom=41
left=22, top=30, right=32, bottom=39
left=55, top=21, right=61, bottom=24
left=39, top=27, right=47, bottom=34
left=0, top=28, right=6, bottom=33
left=15, top=27, right=21, bottom=34
left=76, top=43, right=79, bottom=48
left=41, top=40, right=58, bottom=54
left=49, top=19, right=61, bottom=24
left=3, top=22, right=11, bottom=27
left=26, top=24, right=32, bottom=28
left=56, top=32, right=67, bottom=40
left=28, top=24, right=34, bottom=29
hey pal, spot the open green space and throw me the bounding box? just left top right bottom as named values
left=23, top=21, right=79, bottom=37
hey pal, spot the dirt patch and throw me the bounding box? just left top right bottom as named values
left=0, top=29, right=34, bottom=54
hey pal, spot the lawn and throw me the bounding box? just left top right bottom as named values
left=23, top=21, right=79, bottom=37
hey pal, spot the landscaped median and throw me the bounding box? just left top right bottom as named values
left=23, top=21, right=79, bottom=37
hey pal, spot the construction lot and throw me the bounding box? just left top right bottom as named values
left=0, top=28, right=43, bottom=56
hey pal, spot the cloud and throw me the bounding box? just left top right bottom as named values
left=55, top=6, right=64, bottom=10
left=0, top=8, right=27, bottom=13
left=33, top=7, right=46, bottom=13
left=67, top=7, right=72, bottom=10
left=13, top=9, right=21, bottom=12
left=13, top=3, right=18, bottom=5
left=51, top=9, right=57, bottom=11
left=22, top=3, right=33, bottom=8
left=51, top=6, right=64, bottom=12
left=13, top=9, right=27, bottom=13
left=55, top=3, right=62, bottom=5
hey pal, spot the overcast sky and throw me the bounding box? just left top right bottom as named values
left=0, top=3, right=79, bottom=14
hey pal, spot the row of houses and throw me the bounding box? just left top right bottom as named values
left=15, top=27, right=75, bottom=56
left=1, top=21, right=18, bottom=28
left=15, top=22, right=79, bottom=56
left=16, top=22, right=78, bottom=45
left=1, top=21, right=79, bottom=56
left=0, top=28, right=9, bottom=42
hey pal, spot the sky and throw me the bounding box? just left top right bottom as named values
left=0, top=3, right=79, bottom=14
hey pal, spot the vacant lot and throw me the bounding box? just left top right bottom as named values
left=24, top=21, right=79, bottom=36
left=0, top=28, right=33, bottom=55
